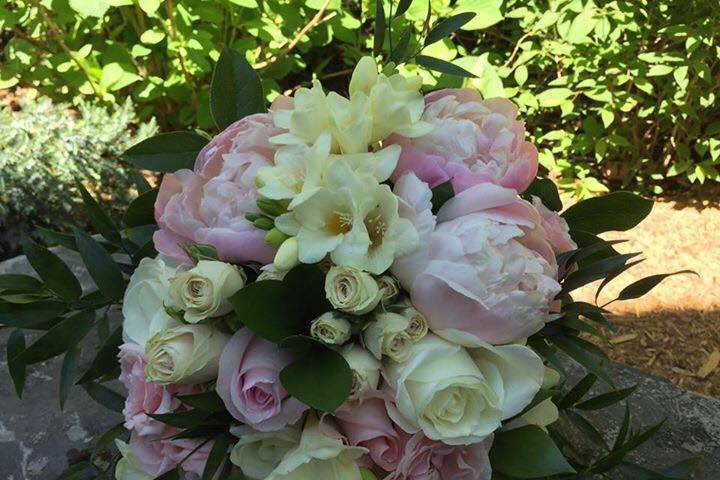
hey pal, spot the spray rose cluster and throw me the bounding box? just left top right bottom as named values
left=117, top=57, right=576, bottom=480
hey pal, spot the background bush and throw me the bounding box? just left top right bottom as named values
left=0, top=94, right=157, bottom=257
left=2, top=0, right=719, bottom=196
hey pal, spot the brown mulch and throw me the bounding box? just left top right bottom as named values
left=573, top=190, right=720, bottom=398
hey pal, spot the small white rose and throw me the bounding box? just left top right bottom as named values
left=230, top=425, right=301, bottom=480
left=167, top=260, right=245, bottom=324
left=400, top=306, right=428, bottom=342
left=266, top=415, right=367, bottom=480
left=376, top=275, right=400, bottom=304
left=310, top=312, right=352, bottom=345
left=362, top=312, right=412, bottom=362
left=340, top=344, right=381, bottom=400
left=122, top=257, right=182, bottom=348
left=145, top=324, right=229, bottom=385
left=325, top=266, right=382, bottom=314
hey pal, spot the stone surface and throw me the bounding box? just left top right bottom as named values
left=1, top=251, right=720, bottom=479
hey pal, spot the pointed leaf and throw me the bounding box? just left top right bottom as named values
left=18, top=310, right=95, bottom=365
left=373, top=0, right=386, bottom=57
left=425, top=12, right=475, bottom=45
left=576, top=385, right=637, bottom=410
left=202, top=434, right=232, bottom=480
left=394, top=0, right=414, bottom=17
left=558, top=373, right=597, bottom=408
left=210, top=49, right=266, bottom=130
left=562, top=191, right=653, bottom=234
left=0, top=274, right=43, bottom=293
left=0, top=301, right=67, bottom=330
left=123, top=188, right=159, bottom=228
left=416, top=55, right=475, bottom=77
left=7, top=329, right=26, bottom=397
left=76, top=181, right=122, bottom=243
left=81, top=382, right=126, bottom=413
left=616, top=270, right=698, bottom=302
left=74, top=229, right=125, bottom=300
left=22, top=238, right=82, bottom=301
left=124, top=132, right=208, bottom=173
left=523, top=178, right=563, bottom=211
left=77, top=326, right=122, bottom=384
left=60, top=344, right=82, bottom=409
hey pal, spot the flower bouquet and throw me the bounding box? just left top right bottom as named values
left=1, top=10, right=699, bottom=480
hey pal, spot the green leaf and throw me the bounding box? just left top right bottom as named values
left=210, top=49, right=266, bottom=131
left=0, top=274, right=43, bottom=293
left=416, top=55, right=475, bottom=77
left=558, top=373, right=597, bottom=408
left=283, top=264, right=331, bottom=320
left=523, top=178, right=563, bottom=211
left=177, top=391, right=226, bottom=412
left=77, top=326, right=122, bottom=384
left=123, top=188, right=159, bottom=228
left=576, top=385, right=637, bottom=410
left=431, top=181, right=454, bottom=214
left=22, top=238, right=82, bottom=301
left=202, top=434, right=232, bottom=480
left=280, top=344, right=352, bottom=412
left=18, top=310, right=95, bottom=365
left=81, top=382, right=126, bottom=413
left=490, top=425, right=575, bottom=478
left=562, top=191, right=654, bottom=234
left=394, top=0, right=414, bottom=17
left=123, top=132, right=209, bottom=173
left=7, top=329, right=26, bottom=397
left=615, top=270, right=698, bottom=302
left=0, top=301, right=67, bottom=329
left=425, top=12, right=475, bottom=45
left=60, top=344, right=81, bottom=410
left=76, top=181, right=122, bottom=244
left=74, top=229, right=125, bottom=300
left=373, top=0, right=386, bottom=57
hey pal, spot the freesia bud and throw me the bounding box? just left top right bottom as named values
left=274, top=237, right=299, bottom=271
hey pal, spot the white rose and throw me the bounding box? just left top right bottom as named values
left=230, top=425, right=301, bottom=480
left=385, top=334, right=543, bottom=445
left=325, top=266, right=382, bottom=314
left=145, top=324, right=229, bottom=385
left=376, top=275, right=400, bottom=304
left=340, top=344, right=381, bottom=400
left=310, top=312, right=352, bottom=345
left=267, top=416, right=367, bottom=480
left=122, top=257, right=181, bottom=348
left=362, top=312, right=412, bottom=362
left=114, top=439, right=152, bottom=480
left=400, top=306, right=428, bottom=342
left=167, top=260, right=245, bottom=323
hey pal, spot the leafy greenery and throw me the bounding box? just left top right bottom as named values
left=0, top=95, right=157, bottom=258
left=4, top=0, right=719, bottom=194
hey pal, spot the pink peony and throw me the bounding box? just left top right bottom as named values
left=118, top=343, right=200, bottom=437
left=216, top=328, right=308, bottom=431
left=334, top=394, right=406, bottom=472
left=532, top=196, right=577, bottom=254
left=154, top=114, right=283, bottom=265
left=386, top=433, right=493, bottom=480
left=389, top=88, right=538, bottom=194
left=392, top=180, right=561, bottom=346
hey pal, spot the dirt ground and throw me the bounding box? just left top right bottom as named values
left=573, top=186, right=720, bottom=398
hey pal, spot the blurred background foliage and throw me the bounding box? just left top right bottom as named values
left=1, top=0, right=719, bottom=199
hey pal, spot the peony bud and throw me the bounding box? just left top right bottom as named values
left=377, top=275, right=400, bottom=305
left=310, top=312, right=352, bottom=345
left=274, top=237, right=300, bottom=271
left=145, top=324, right=229, bottom=385
left=362, top=312, right=412, bottom=362
left=325, top=266, right=382, bottom=315
left=401, top=306, right=428, bottom=342
left=167, top=260, right=245, bottom=324
left=341, top=344, right=381, bottom=400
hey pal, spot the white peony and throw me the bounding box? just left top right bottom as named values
left=122, top=256, right=181, bottom=348
left=385, top=334, right=543, bottom=445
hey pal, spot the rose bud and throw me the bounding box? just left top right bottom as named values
left=362, top=312, right=412, bottom=362
left=340, top=344, right=381, bottom=400
left=325, top=266, right=382, bottom=315
left=377, top=275, right=400, bottom=305
left=400, top=306, right=428, bottom=342
left=310, top=312, right=352, bottom=345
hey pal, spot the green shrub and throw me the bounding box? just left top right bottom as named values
left=0, top=95, right=157, bottom=257
left=2, top=0, right=719, bottom=195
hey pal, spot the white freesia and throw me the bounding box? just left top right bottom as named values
left=122, top=256, right=181, bottom=348
left=167, top=260, right=245, bottom=323
left=266, top=416, right=367, bottom=480
left=363, top=312, right=412, bottom=362
left=114, top=440, right=152, bottom=480
left=276, top=161, right=418, bottom=274
left=341, top=344, right=381, bottom=400
left=230, top=425, right=302, bottom=480
left=310, top=312, right=352, bottom=345
left=144, top=324, right=229, bottom=385
left=384, top=334, right=543, bottom=445
left=325, top=266, right=382, bottom=314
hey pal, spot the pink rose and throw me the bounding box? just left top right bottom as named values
left=389, top=88, right=538, bottom=194
left=118, top=343, right=199, bottom=436
left=392, top=182, right=561, bottom=346
left=127, top=428, right=213, bottom=478
left=532, top=196, right=577, bottom=254
left=335, top=394, right=406, bottom=472
left=386, top=433, right=493, bottom=480
left=154, top=114, right=283, bottom=265
left=216, top=328, right=308, bottom=431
